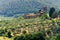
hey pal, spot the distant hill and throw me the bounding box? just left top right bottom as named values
left=0, top=0, right=60, bottom=17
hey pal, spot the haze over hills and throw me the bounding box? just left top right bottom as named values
left=0, top=0, right=60, bottom=17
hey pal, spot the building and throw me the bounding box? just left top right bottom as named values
left=24, top=10, right=45, bottom=19
left=23, top=6, right=47, bottom=19
left=24, top=13, right=37, bottom=19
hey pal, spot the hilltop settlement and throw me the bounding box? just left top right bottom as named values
left=24, top=6, right=47, bottom=19
left=23, top=6, right=60, bottom=19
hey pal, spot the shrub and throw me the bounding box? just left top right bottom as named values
left=22, top=30, right=27, bottom=34
left=55, top=34, right=60, bottom=40
left=14, top=32, right=45, bottom=40
left=14, top=36, right=25, bottom=40
left=40, top=14, right=49, bottom=20
left=0, top=30, right=5, bottom=36
left=17, top=16, right=24, bottom=21
left=7, top=31, right=12, bottom=38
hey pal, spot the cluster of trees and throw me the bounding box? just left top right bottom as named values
left=49, top=7, right=60, bottom=18
left=34, top=6, right=60, bottom=18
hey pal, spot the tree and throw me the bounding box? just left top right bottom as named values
left=38, top=10, right=41, bottom=13
left=7, top=31, right=12, bottom=38
left=40, top=14, right=49, bottom=20
left=51, top=11, right=58, bottom=18
left=49, top=7, right=55, bottom=18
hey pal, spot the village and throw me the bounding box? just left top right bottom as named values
left=23, top=6, right=47, bottom=19
left=23, top=6, right=60, bottom=19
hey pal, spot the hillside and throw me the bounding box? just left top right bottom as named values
left=0, top=15, right=60, bottom=40
left=0, top=0, right=60, bottom=17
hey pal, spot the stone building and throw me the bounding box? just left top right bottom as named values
left=24, top=11, right=44, bottom=19
left=24, top=13, right=38, bottom=19
left=23, top=6, right=47, bottom=19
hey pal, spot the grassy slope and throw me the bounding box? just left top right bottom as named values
left=0, top=16, right=60, bottom=40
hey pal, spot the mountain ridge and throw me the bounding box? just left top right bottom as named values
left=0, top=0, right=60, bottom=17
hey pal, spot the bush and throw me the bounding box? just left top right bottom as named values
left=17, top=16, right=24, bottom=21
left=7, top=31, right=12, bottom=38
left=40, top=14, right=49, bottom=20
left=14, top=36, right=25, bottom=40
left=0, top=30, right=5, bottom=36
left=55, top=34, right=60, bottom=40
left=14, top=32, right=45, bottom=40
left=22, top=30, right=27, bottom=34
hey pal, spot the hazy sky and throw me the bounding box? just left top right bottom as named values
left=0, top=0, right=60, bottom=6
left=0, top=0, right=60, bottom=8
